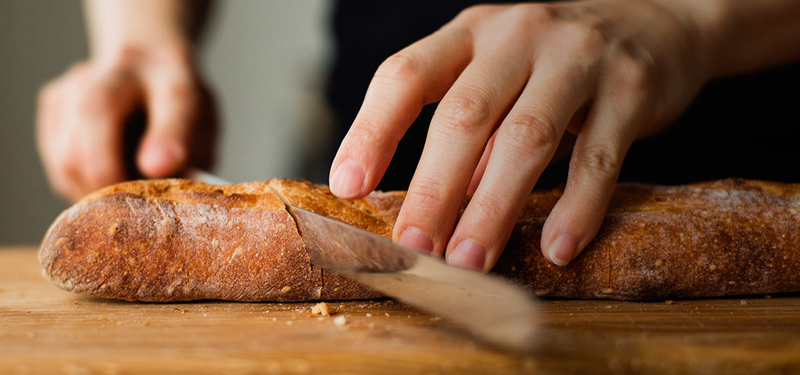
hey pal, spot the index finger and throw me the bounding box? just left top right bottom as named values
left=329, top=26, right=472, bottom=199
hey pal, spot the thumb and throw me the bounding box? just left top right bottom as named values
left=137, top=74, right=200, bottom=178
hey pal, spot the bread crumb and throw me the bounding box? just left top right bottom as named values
left=108, top=223, right=121, bottom=236
left=740, top=300, right=747, bottom=305
left=430, top=317, right=443, bottom=322
left=73, top=301, right=79, bottom=305
left=311, top=302, right=331, bottom=317
left=368, top=323, right=375, bottom=330
left=385, top=313, right=391, bottom=317
left=366, top=313, right=373, bottom=317
left=286, top=321, right=293, bottom=326
left=665, top=300, right=674, bottom=305
left=709, top=264, right=717, bottom=271
left=141, top=322, right=149, bottom=327
left=655, top=259, right=663, bottom=267
left=333, top=315, right=347, bottom=327
left=280, top=286, right=292, bottom=294
left=728, top=281, right=736, bottom=285
left=601, top=288, right=614, bottom=294
left=272, top=318, right=277, bottom=322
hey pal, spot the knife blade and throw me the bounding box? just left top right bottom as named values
left=183, top=167, right=232, bottom=186
left=287, top=205, right=539, bottom=352
left=181, top=168, right=540, bottom=351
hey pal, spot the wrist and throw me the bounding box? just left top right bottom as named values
left=93, top=41, right=196, bottom=71
left=84, top=0, right=197, bottom=67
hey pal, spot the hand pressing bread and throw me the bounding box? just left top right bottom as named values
left=41, top=178, right=800, bottom=301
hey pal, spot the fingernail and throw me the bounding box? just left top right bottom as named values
left=398, top=227, right=433, bottom=254
left=547, top=233, right=579, bottom=267
left=448, top=239, right=486, bottom=271
left=140, top=140, right=185, bottom=177
left=330, top=161, right=365, bottom=198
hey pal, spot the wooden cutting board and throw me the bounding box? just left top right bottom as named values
left=2, top=246, right=800, bottom=375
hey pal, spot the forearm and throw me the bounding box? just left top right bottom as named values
left=83, top=0, right=212, bottom=62
left=675, top=0, right=800, bottom=79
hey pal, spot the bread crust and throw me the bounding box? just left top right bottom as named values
left=40, top=178, right=800, bottom=301
left=40, top=180, right=320, bottom=302
left=495, top=179, right=800, bottom=300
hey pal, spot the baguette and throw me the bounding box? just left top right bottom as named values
left=40, top=178, right=800, bottom=301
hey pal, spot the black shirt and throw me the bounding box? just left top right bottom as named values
left=324, top=0, right=800, bottom=190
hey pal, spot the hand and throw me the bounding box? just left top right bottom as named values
left=329, top=0, right=717, bottom=269
left=36, top=46, right=217, bottom=202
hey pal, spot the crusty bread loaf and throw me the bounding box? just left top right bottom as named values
left=40, top=178, right=800, bottom=301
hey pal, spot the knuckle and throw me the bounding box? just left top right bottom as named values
left=504, top=112, right=559, bottom=153
left=59, top=154, right=83, bottom=179
left=375, top=51, right=425, bottom=82
left=613, top=42, right=657, bottom=91
left=562, top=21, right=607, bottom=56
left=437, top=92, right=493, bottom=136
left=154, top=80, right=202, bottom=126
left=572, top=145, right=621, bottom=179
left=77, top=86, right=115, bottom=120
left=628, top=60, right=656, bottom=92
left=162, top=46, right=193, bottom=68
left=493, top=4, right=555, bottom=43
left=512, top=3, right=556, bottom=25
left=455, top=4, right=496, bottom=23
left=165, top=80, right=201, bottom=107
left=408, top=176, right=446, bottom=208
left=345, top=120, right=384, bottom=150
left=471, top=194, right=508, bottom=223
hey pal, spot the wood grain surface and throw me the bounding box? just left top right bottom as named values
left=2, top=246, right=800, bottom=375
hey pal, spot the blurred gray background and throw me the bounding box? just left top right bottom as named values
left=0, top=1, right=334, bottom=244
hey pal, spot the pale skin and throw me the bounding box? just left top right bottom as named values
left=36, top=0, right=215, bottom=202
left=38, top=1, right=800, bottom=269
